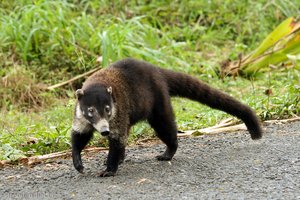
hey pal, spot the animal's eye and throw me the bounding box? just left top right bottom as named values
left=105, top=105, right=111, bottom=113
left=87, top=107, right=94, bottom=117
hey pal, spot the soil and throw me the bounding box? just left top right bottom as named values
left=1, top=121, right=300, bottom=200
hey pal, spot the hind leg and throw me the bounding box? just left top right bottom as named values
left=148, top=102, right=178, bottom=161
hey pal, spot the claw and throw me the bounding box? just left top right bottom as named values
left=78, top=168, right=84, bottom=174
left=97, top=170, right=116, bottom=177
left=74, top=162, right=84, bottom=173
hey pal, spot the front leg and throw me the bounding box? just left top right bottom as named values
left=71, top=130, right=93, bottom=173
left=98, top=137, right=126, bottom=177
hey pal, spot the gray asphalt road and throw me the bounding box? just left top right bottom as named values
left=1, top=121, right=300, bottom=200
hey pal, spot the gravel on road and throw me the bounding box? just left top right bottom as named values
left=1, top=121, right=300, bottom=200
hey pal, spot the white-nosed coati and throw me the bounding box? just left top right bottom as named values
left=71, top=58, right=262, bottom=177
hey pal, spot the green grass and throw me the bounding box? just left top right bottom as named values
left=0, top=0, right=299, bottom=161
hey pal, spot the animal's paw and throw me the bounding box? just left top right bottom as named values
left=97, top=170, right=116, bottom=177
left=156, top=154, right=172, bottom=161
left=74, top=164, right=84, bottom=174
left=73, top=160, right=84, bottom=173
left=250, top=132, right=263, bottom=140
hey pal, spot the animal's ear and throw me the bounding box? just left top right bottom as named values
left=75, top=89, right=84, bottom=99
left=107, top=86, right=112, bottom=95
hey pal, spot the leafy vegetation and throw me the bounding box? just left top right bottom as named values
left=0, top=0, right=299, bottom=161
left=222, top=17, right=300, bottom=77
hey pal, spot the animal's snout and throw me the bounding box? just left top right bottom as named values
left=100, top=126, right=110, bottom=136
left=93, top=119, right=110, bottom=136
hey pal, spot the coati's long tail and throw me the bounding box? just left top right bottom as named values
left=160, top=69, right=263, bottom=139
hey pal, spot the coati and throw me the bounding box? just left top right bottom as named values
left=71, top=58, right=262, bottom=177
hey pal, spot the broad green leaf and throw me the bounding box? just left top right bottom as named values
left=241, top=18, right=300, bottom=75
left=245, top=52, right=286, bottom=74
left=248, top=17, right=296, bottom=60
left=245, top=38, right=300, bottom=74
left=285, top=32, right=300, bottom=49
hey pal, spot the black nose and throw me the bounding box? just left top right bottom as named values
left=101, top=131, right=110, bottom=136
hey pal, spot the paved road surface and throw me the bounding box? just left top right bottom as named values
left=1, top=121, right=299, bottom=200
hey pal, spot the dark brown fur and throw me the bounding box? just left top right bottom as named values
left=71, top=58, right=262, bottom=177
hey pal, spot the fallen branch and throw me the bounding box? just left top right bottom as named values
left=264, top=116, right=300, bottom=124
left=20, top=151, right=71, bottom=166
left=0, top=160, right=12, bottom=168
left=47, top=67, right=100, bottom=90
left=178, top=116, right=300, bottom=137
left=20, top=147, right=108, bottom=166
left=178, top=123, right=246, bottom=137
